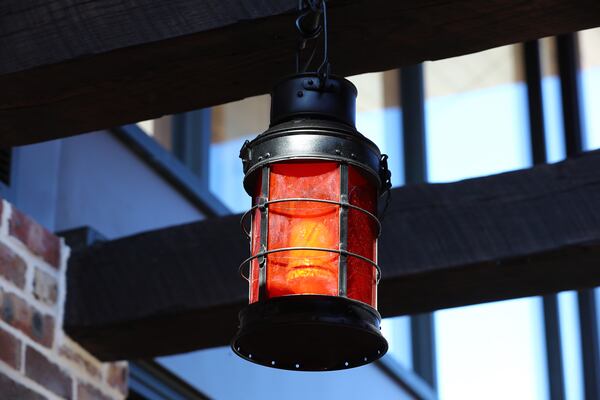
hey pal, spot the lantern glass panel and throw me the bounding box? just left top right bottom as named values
left=347, top=166, right=378, bottom=307
left=249, top=160, right=378, bottom=308
left=267, top=161, right=340, bottom=299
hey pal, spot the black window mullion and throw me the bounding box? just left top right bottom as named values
left=524, top=39, right=566, bottom=400
left=400, top=64, right=437, bottom=390
left=556, top=32, right=600, bottom=400
left=172, top=109, right=211, bottom=188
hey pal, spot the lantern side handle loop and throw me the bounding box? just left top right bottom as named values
left=378, top=154, right=393, bottom=221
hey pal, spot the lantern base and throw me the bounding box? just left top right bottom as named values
left=231, top=295, right=388, bottom=371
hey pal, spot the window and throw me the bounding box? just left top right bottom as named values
left=425, top=44, right=548, bottom=399
left=580, top=28, right=600, bottom=150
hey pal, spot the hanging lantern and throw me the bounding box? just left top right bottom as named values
left=232, top=0, right=391, bottom=371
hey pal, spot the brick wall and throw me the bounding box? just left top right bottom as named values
left=0, top=199, right=128, bottom=400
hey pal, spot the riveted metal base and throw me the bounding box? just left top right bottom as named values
left=231, top=295, right=388, bottom=371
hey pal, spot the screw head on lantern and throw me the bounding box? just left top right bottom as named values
left=232, top=72, right=390, bottom=371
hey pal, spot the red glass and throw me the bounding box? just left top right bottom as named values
left=347, top=166, right=378, bottom=307
left=249, top=160, right=378, bottom=307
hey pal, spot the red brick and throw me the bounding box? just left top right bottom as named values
left=25, top=346, right=72, bottom=399
left=0, top=241, right=27, bottom=288
left=78, top=382, right=113, bottom=400
left=0, top=328, right=21, bottom=369
left=59, top=343, right=102, bottom=380
left=106, top=362, right=128, bottom=396
left=10, top=207, right=61, bottom=268
left=0, top=373, right=46, bottom=400
left=0, top=288, right=54, bottom=348
left=33, top=267, right=58, bottom=306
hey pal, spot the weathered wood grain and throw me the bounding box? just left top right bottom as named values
left=65, top=149, right=600, bottom=360
left=2, top=0, right=600, bottom=145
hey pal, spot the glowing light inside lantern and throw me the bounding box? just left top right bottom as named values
left=249, top=161, right=378, bottom=307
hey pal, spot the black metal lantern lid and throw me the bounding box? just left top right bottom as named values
left=232, top=295, right=388, bottom=371
left=270, top=73, right=357, bottom=127
left=239, top=73, right=391, bottom=196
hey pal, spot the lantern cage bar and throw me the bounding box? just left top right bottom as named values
left=232, top=73, right=391, bottom=371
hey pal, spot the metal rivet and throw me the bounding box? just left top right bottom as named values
left=377, top=350, right=381, bottom=355
left=351, top=153, right=357, bottom=159
left=297, top=91, right=304, bottom=97
left=295, top=363, right=300, bottom=369
left=265, top=153, right=271, bottom=158
left=364, top=357, right=368, bottom=362
left=237, top=347, right=240, bottom=351
left=344, top=361, right=349, bottom=367
left=271, top=361, right=276, bottom=366
left=335, top=149, right=341, bottom=155
left=258, top=156, right=263, bottom=161
left=249, top=354, right=252, bottom=359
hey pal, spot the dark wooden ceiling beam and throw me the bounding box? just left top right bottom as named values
left=65, top=149, right=600, bottom=361
left=3, top=0, right=600, bottom=146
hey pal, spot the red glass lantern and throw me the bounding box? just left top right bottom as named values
left=232, top=73, right=391, bottom=371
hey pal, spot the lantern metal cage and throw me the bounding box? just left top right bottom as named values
left=231, top=73, right=391, bottom=371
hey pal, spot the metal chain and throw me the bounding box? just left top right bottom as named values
left=295, top=0, right=330, bottom=87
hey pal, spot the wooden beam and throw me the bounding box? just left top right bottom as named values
left=3, top=0, right=600, bottom=146
left=65, top=149, right=600, bottom=361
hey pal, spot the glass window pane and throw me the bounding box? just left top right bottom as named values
left=435, top=299, right=547, bottom=399
left=381, top=316, right=412, bottom=369
left=540, top=37, right=566, bottom=163
left=425, top=44, right=530, bottom=182
left=425, top=44, right=548, bottom=399
left=580, top=28, right=600, bottom=151
left=136, top=116, right=173, bottom=151
left=558, top=291, right=584, bottom=400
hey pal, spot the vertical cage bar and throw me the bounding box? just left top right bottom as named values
left=248, top=193, right=255, bottom=301
left=338, top=163, right=349, bottom=297
left=258, top=165, right=270, bottom=300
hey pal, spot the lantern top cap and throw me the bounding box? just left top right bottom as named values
left=270, top=73, right=357, bottom=128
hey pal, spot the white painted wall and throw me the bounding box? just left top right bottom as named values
left=52, top=131, right=203, bottom=239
